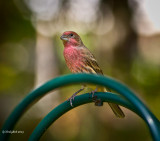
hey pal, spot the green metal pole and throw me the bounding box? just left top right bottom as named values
left=28, top=93, right=138, bottom=141
left=0, top=74, right=159, bottom=141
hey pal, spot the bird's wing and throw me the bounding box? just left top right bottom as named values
left=79, top=47, right=103, bottom=75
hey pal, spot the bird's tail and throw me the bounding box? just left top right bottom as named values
left=108, top=103, right=125, bottom=118
left=102, top=87, right=125, bottom=118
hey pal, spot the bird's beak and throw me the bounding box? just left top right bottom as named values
left=60, top=35, right=68, bottom=41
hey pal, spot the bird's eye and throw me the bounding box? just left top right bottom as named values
left=69, top=33, right=74, bottom=37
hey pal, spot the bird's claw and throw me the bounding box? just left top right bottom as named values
left=90, top=88, right=103, bottom=106
left=90, top=88, right=98, bottom=100
left=67, top=95, right=76, bottom=107
left=67, top=87, right=84, bottom=107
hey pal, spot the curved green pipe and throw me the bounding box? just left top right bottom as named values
left=28, top=93, right=138, bottom=141
left=0, top=74, right=160, bottom=141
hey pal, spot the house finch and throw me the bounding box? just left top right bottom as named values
left=60, top=31, right=125, bottom=118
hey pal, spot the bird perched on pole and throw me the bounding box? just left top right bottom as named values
left=60, top=31, right=125, bottom=118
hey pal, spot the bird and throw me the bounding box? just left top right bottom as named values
left=60, top=31, right=125, bottom=118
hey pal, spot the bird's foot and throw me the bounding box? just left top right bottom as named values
left=90, top=88, right=103, bottom=106
left=67, top=94, right=76, bottom=107
left=90, top=88, right=98, bottom=100
left=68, top=87, right=84, bottom=107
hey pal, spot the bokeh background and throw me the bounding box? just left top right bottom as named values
left=0, top=0, right=160, bottom=140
